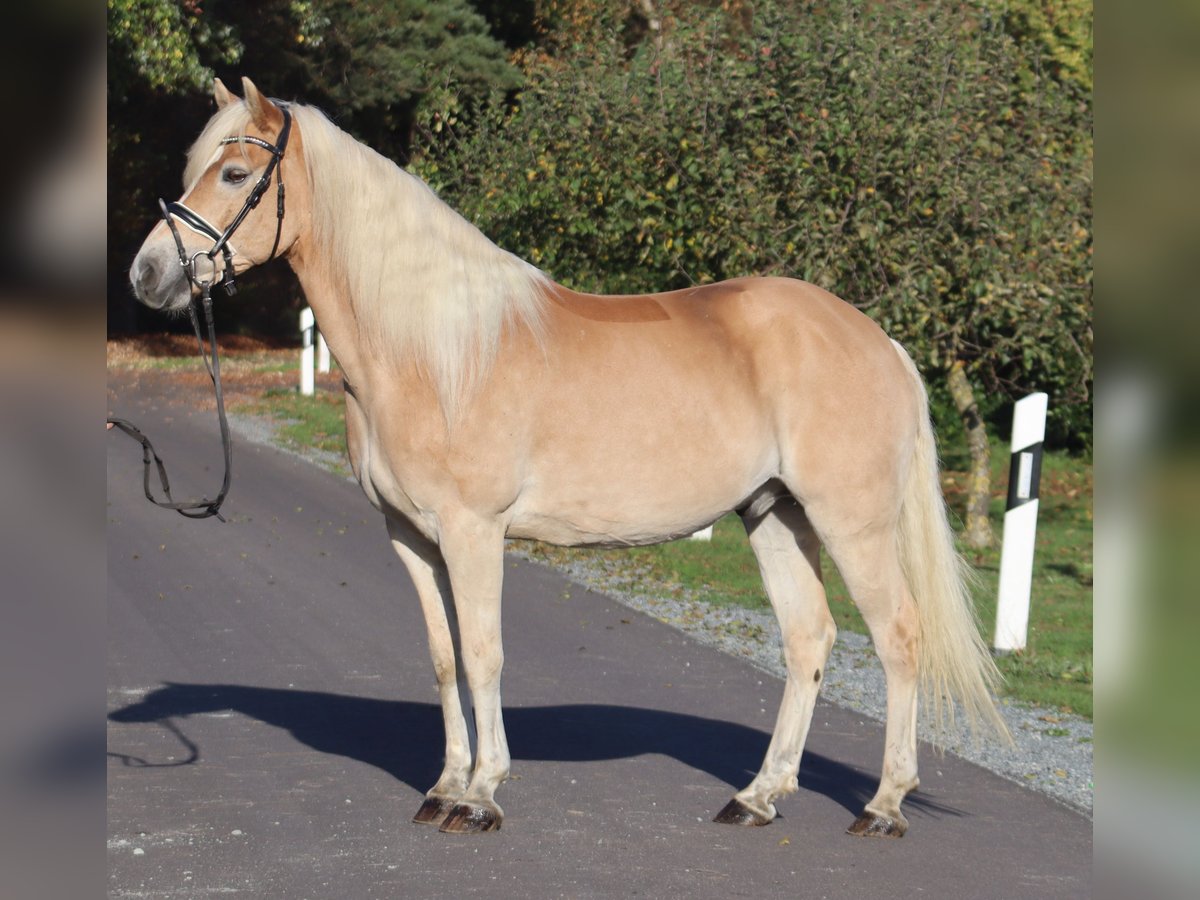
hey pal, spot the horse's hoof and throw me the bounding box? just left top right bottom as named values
left=846, top=810, right=907, bottom=838
left=438, top=802, right=502, bottom=834
left=412, top=796, right=457, bottom=826
left=713, top=797, right=774, bottom=826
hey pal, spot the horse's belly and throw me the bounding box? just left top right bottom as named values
left=507, top=455, right=770, bottom=547
left=507, top=371, right=778, bottom=545
left=506, top=504, right=723, bottom=547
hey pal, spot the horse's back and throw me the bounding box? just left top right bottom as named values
left=538, top=276, right=912, bottom=430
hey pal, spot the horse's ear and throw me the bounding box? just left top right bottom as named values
left=241, top=77, right=282, bottom=131
left=213, top=78, right=237, bottom=109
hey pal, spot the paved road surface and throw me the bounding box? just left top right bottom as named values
left=107, top=372, right=1090, bottom=898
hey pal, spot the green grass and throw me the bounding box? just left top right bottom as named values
left=238, top=387, right=349, bottom=457
left=115, top=350, right=303, bottom=378
left=248, top=359, right=304, bottom=375
left=203, top=365, right=1093, bottom=719
left=117, top=354, right=205, bottom=371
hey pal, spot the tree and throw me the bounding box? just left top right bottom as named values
left=948, top=361, right=995, bottom=547
left=234, top=0, right=523, bottom=160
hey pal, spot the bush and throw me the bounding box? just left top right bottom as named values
left=413, top=0, right=1092, bottom=446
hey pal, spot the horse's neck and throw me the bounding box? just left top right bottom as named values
left=286, top=242, right=377, bottom=395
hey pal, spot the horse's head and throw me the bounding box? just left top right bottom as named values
left=130, top=78, right=306, bottom=312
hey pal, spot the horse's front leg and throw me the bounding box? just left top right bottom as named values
left=434, top=513, right=510, bottom=834
left=386, top=515, right=475, bottom=827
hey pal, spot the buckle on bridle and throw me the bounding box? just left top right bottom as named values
left=189, top=250, right=219, bottom=290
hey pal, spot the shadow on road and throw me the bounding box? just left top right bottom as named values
left=108, top=683, right=961, bottom=820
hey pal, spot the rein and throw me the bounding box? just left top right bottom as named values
left=108, top=107, right=292, bottom=522
left=107, top=287, right=232, bottom=520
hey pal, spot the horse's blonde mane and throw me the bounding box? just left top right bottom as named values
left=185, top=99, right=549, bottom=416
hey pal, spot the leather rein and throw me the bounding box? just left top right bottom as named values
left=107, top=108, right=292, bottom=521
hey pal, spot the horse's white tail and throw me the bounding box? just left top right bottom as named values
left=892, top=341, right=1010, bottom=743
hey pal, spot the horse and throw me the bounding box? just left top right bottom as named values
left=129, top=77, right=1006, bottom=836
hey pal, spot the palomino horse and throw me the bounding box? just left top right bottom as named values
left=130, top=78, right=1006, bottom=836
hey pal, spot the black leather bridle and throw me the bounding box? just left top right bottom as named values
left=159, top=106, right=292, bottom=297
left=108, top=107, right=293, bottom=521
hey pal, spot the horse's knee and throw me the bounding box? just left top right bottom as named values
left=463, top=644, right=504, bottom=689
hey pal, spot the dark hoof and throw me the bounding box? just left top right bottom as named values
left=412, top=796, right=457, bottom=826
left=438, top=802, right=502, bottom=834
left=713, top=797, right=774, bottom=827
left=846, top=811, right=907, bottom=838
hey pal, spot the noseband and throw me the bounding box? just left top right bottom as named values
left=107, top=106, right=293, bottom=521
left=159, top=106, right=292, bottom=296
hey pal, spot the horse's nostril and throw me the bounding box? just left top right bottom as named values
left=136, top=258, right=160, bottom=297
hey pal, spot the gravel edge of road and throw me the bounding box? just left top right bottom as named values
left=224, top=411, right=1093, bottom=819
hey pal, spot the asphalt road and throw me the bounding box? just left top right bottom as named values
left=107, top=372, right=1091, bottom=899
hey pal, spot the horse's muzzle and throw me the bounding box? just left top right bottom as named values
left=131, top=246, right=190, bottom=311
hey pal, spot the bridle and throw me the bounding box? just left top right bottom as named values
left=159, top=106, right=292, bottom=297
left=107, top=106, right=293, bottom=521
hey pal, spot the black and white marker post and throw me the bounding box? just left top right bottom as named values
left=993, top=392, right=1049, bottom=654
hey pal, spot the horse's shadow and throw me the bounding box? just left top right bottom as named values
left=107, top=683, right=959, bottom=820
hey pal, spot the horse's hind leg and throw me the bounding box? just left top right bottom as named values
left=386, top=516, right=475, bottom=827
left=714, top=499, right=836, bottom=826
left=818, top=523, right=921, bottom=837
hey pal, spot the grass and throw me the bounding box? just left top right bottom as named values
left=114, top=353, right=205, bottom=371
left=238, top=387, right=349, bottom=457
left=111, top=352, right=306, bottom=382
left=118, top=342, right=1092, bottom=720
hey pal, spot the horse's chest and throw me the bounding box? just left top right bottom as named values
left=345, top=397, right=444, bottom=541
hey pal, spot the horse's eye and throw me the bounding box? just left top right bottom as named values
left=223, top=168, right=249, bottom=186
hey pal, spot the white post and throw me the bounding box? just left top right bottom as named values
left=299, top=306, right=315, bottom=396
left=1095, top=373, right=1156, bottom=700
left=317, top=331, right=331, bottom=374
left=689, top=525, right=714, bottom=541
left=994, top=392, right=1049, bottom=653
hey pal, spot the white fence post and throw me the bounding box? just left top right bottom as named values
left=1094, top=373, right=1155, bottom=700
left=994, top=392, right=1049, bottom=653
left=689, top=525, right=714, bottom=541
left=299, top=306, right=315, bottom=396
left=317, top=331, right=330, bottom=374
